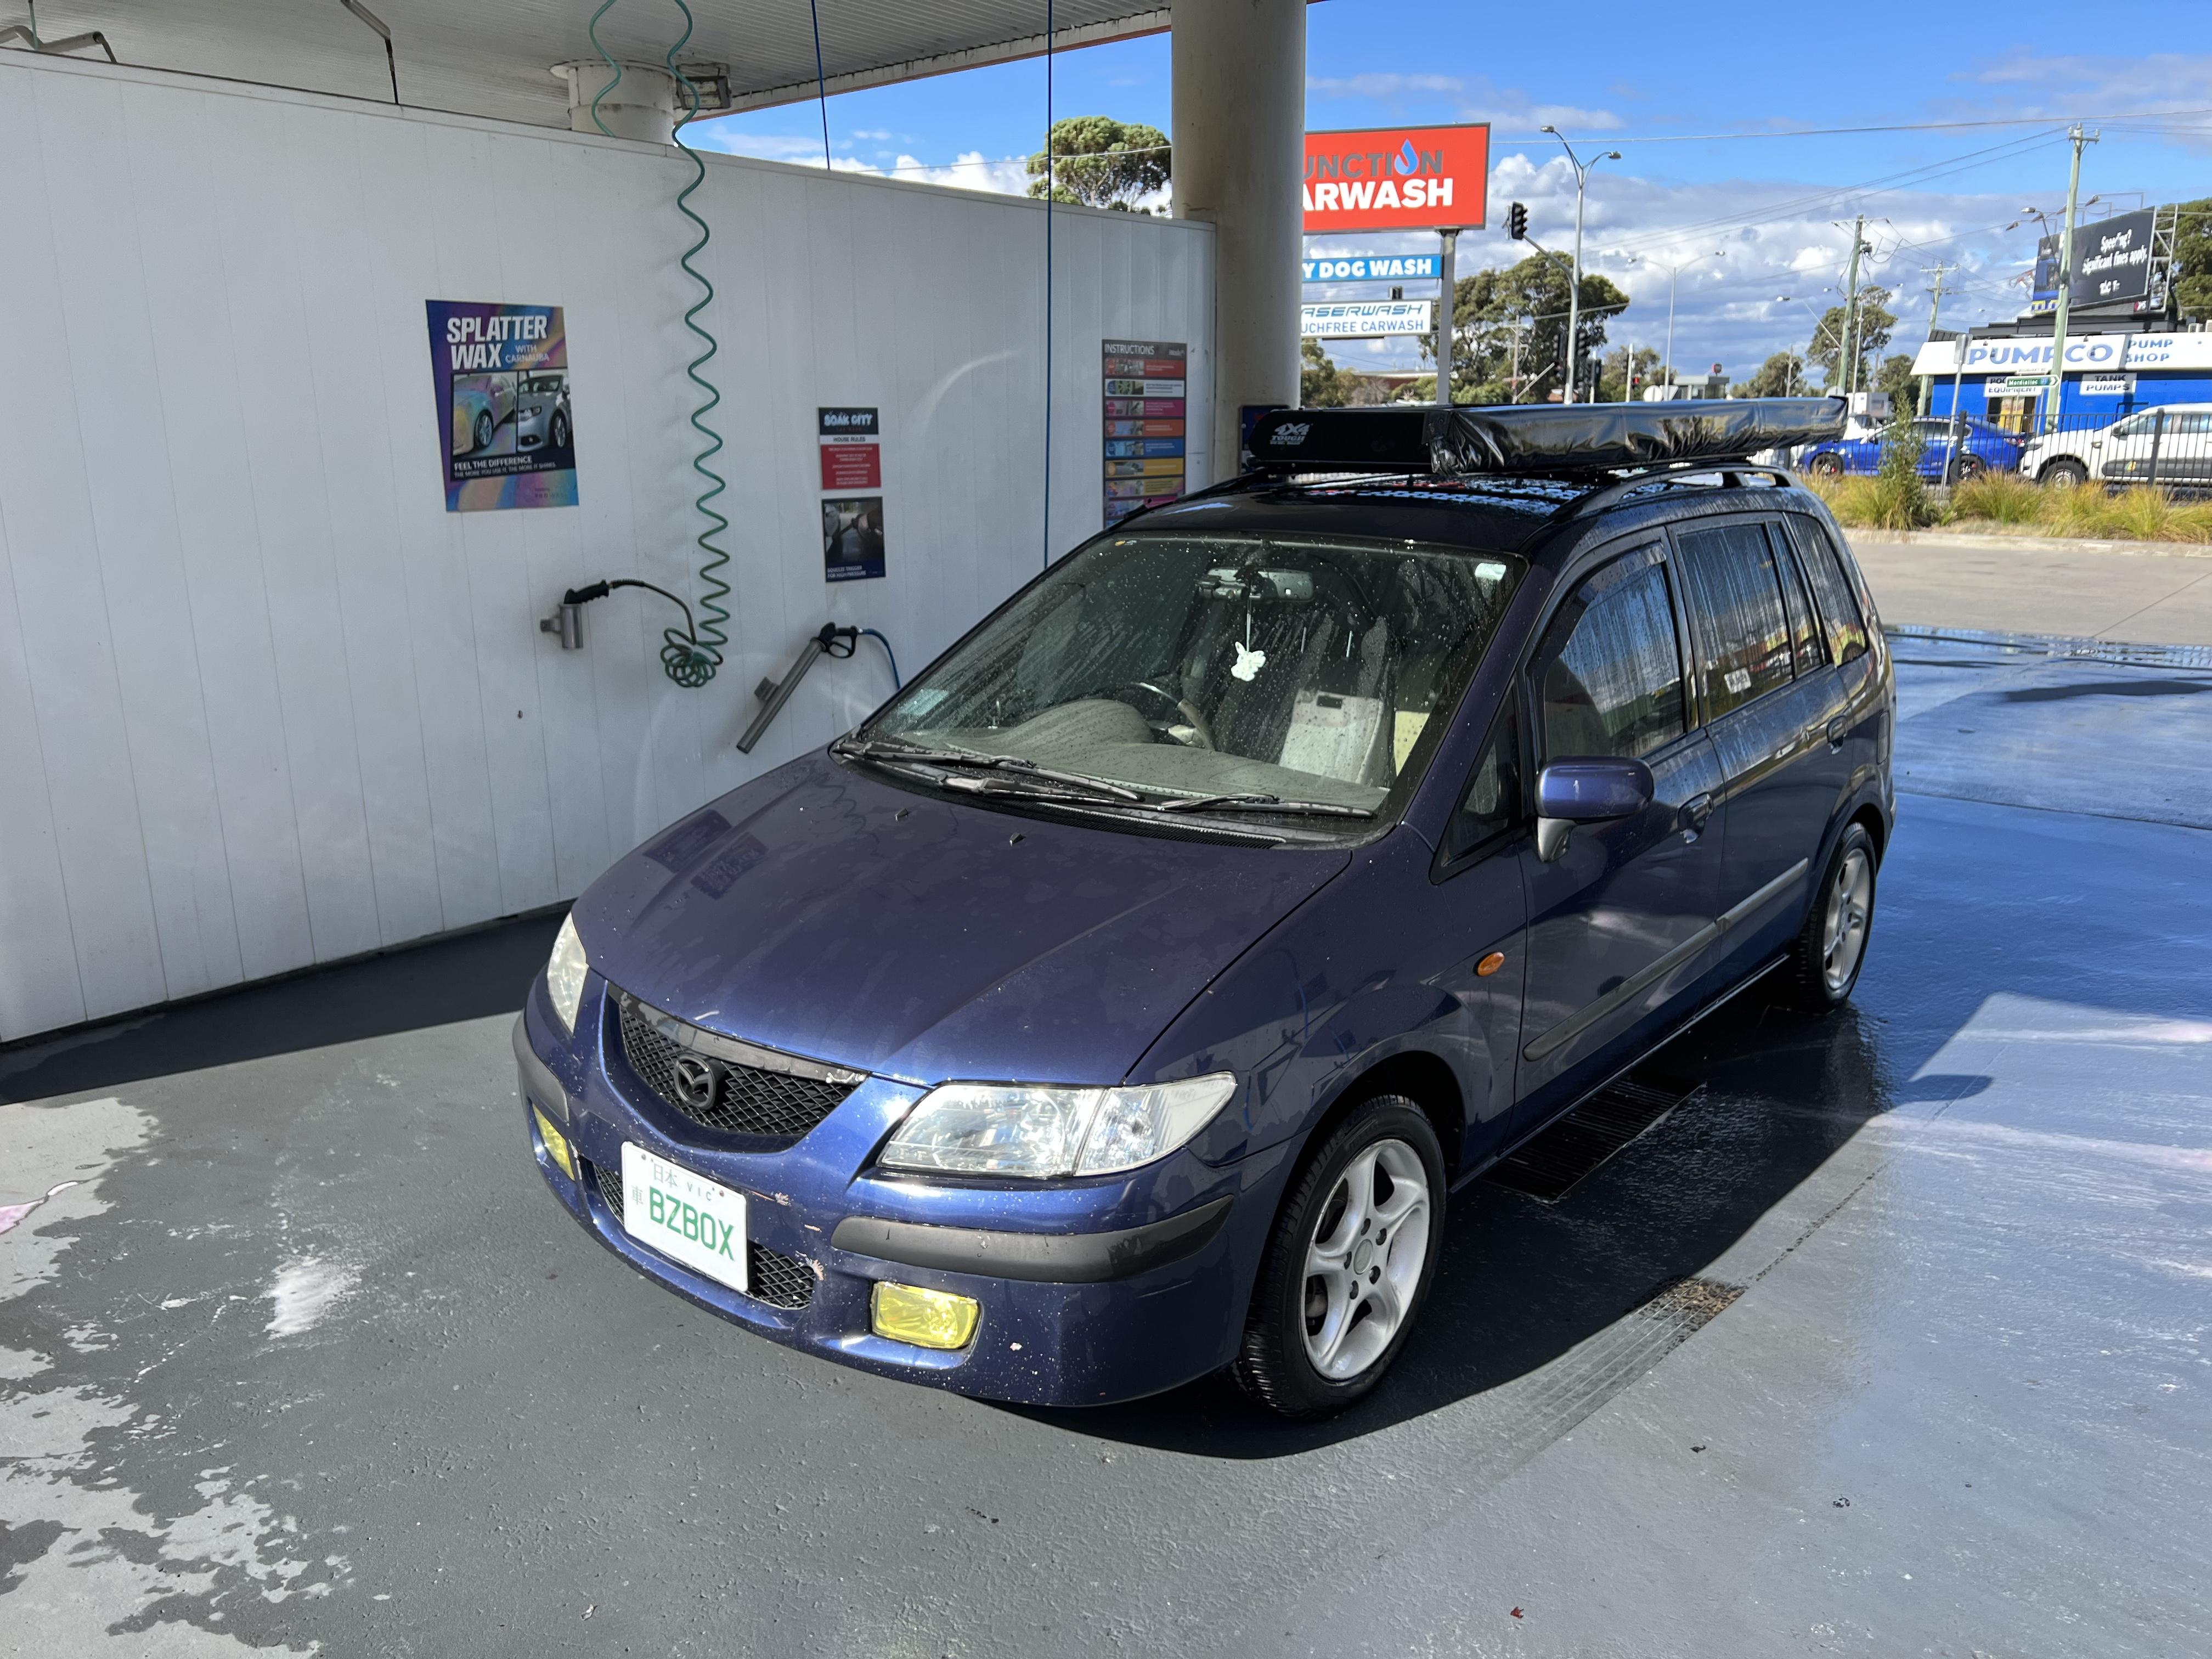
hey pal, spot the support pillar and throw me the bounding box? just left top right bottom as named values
left=1172, top=0, right=1305, bottom=475
left=551, top=61, right=680, bottom=143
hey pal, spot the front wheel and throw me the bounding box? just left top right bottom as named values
left=1231, top=1096, right=1444, bottom=1418
left=2040, top=457, right=2088, bottom=489
left=1805, top=452, right=1845, bottom=479
left=1778, top=822, right=1877, bottom=1012
left=473, top=409, right=494, bottom=452
left=550, top=410, right=570, bottom=448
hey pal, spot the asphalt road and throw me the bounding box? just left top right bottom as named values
left=5, top=639, right=2210, bottom=1657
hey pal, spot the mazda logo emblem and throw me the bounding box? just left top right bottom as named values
left=671, top=1056, right=718, bottom=1110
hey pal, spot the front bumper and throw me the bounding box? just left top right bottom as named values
left=515, top=991, right=1290, bottom=1407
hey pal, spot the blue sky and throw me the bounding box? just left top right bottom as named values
left=695, top=1, right=2212, bottom=382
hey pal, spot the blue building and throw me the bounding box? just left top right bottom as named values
left=1912, top=329, right=2212, bottom=433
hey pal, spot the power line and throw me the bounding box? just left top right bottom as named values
left=1491, top=106, right=2212, bottom=144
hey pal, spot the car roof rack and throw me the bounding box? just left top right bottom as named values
left=1244, top=398, right=1847, bottom=481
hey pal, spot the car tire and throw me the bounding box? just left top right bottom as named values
left=551, top=410, right=569, bottom=448
left=1778, top=821, right=1878, bottom=1012
left=2040, top=458, right=2088, bottom=489
left=1230, top=1094, right=1446, bottom=1419
left=474, top=409, right=494, bottom=452
left=1953, top=453, right=1986, bottom=482
left=1805, top=453, right=1844, bottom=479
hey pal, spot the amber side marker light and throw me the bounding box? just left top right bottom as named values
left=1476, top=951, right=1506, bottom=978
left=532, top=1106, right=577, bottom=1181
left=872, top=1282, right=981, bottom=1351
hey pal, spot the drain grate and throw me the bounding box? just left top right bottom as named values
left=1484, top=1075, right=1703, bottom=1203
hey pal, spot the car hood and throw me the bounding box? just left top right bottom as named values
left=572, top=750, right=1351, bottom=1086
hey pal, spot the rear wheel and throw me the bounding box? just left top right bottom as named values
left=474, top=409, right=494, bottom=452
left=1231, top=1096, right=1445, bottom=1418
left=1778, top=822, right=1877, bottom=1012
left=2040, top=457, right=2088, bottom=488
left=1806, top=452, right=1845, bottom=479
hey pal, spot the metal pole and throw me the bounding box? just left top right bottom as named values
left=1838, top=215, right=1865, bottom=397
left=2045, top=123, right=2097, bottom=437
left=1436, top=227, right=1458, bottom=408
left=1918, top=261, right=1953, bottom=416
left=1565, top=170, right=1585, bottom=403
left=1663, top=267, right=1678, bottom=395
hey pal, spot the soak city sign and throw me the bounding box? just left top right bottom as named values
left=1302, top=124, right=1491, bottom=233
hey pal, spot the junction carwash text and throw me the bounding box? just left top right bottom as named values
left=1302, top=124, right=1491, bottom=234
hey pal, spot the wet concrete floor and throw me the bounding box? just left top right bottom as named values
left=4, top=639, right=2209, bottom=1658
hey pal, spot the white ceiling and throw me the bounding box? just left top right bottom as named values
left=12, top=0, right=1172, bottom=127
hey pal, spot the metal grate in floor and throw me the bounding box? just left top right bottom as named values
left=1483, top=1075, right=1703, bottom=1203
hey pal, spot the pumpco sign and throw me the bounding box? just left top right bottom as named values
left=1303, top=124, right=1489, bottom=233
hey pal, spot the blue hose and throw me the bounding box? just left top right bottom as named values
left=859, top=628, right=901, bottom=689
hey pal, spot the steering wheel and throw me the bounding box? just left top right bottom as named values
left=1109, top=680, right=1216, bottom=749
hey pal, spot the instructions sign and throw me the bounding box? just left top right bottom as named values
left=1302, top=301, right=1435, bottom=339
left=424, top=301, right=576, bottom=512
left=1303, top=125, right=1489, bottom=234
left=819, top=408, right=884, bottom=582
left=1103, top=340, right=1187, bottom=526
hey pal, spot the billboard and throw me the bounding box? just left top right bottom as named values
left=2074, top=209, right=2155, bottom=307
left=1301, top=301, right=1434, bottom=339
left=1303, top=125, right=1489, bottom=234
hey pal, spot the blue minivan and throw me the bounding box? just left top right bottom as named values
left=517, top=400, right=1893, bottom=1417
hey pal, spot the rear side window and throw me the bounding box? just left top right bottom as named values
left=1675, top=522, right=1794, bottom=719
left=1774, top=538, right=1826, bottom=673
left=1788, top=518, right=1870, bottom=664
left=1534, top=550, right=1685, bottom=761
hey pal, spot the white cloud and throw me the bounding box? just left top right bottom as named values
left=1959, top=50, right=2212, bottom=109
left=684, top=126, right=1034, bottom=196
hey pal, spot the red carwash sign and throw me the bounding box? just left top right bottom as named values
left=1302, top=125, right=1489, bottom=233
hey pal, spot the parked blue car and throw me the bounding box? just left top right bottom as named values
left=518, top=401, right=1894, bottom=1417
left=1799, top=414, right=2023, bottom=481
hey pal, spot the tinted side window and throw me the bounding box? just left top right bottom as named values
left=1788, top=517, right=1870, bottom=664
left=1774, top=537, right=1826, bottom=674
left=1677, top=522, right=1793, bottom=719
left=1535, top=551, right=1685, bottom=762
left=1447, top=699, right=1522, bottom=862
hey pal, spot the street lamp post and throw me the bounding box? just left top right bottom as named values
left=1542, top=126, right=1621, bottom=404
left=1776, top=296, right=1835, bottom=397
left=1654, top=250, right=1724, bottom=393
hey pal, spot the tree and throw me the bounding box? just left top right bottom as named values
left=1730, top=352, right=1804, bottom=397
left=1875, top=353, right=1918, bottom=418
left=2169, top=197, right=2212, bottom=322
left=1424, top=253, right=1630, bottom=404
left=1026, top=117, right=1170, bottom=212
left=1806, top=286, right=1897, bottom=392
left=1599, top=345, right=1663, bottom=403
left=1301, top=337, right=1357, bottom=408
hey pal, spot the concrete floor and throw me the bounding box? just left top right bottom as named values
left=1849, top=531, right=2212, bottom=645
left=5, top=641, right=2210, bottom=1658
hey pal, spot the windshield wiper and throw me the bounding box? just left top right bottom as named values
left=831, top=737, right=1142, bottom=802
left=1155, top=793, right=1375, bottom=819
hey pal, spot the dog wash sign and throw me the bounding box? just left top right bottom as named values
left=1302, top=125, right=1490, bottom=233
left=424, top=301, right=578, bottom=512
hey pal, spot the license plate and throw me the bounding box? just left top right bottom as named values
left=620, top=1143, right=748, bottom=1295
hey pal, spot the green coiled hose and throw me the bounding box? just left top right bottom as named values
left=585, top=0, right=730, bottom=690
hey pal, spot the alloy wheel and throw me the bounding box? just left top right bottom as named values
left=1821, top=847, right=1873, bottom=994
left=1301, top=1138, right=1431, bottom=1381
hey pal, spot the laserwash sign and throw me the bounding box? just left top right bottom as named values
left=1302, top=125, right=1489, bottom=234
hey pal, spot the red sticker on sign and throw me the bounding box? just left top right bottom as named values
left=1303, top=125, right=1491, bottom=233
left=820, top=443, right=881, bottom=490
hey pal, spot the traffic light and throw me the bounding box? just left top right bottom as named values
left=1507, top=201, right=1528, bottom=240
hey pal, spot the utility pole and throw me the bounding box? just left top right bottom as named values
left=1837, top=215, right=1867, bottom=398
left=1918, top=261, right=1955, bottom=416
left=1435, top=227, right=1458, bottom=408
left=2044, top=124, right=2100, bottom=436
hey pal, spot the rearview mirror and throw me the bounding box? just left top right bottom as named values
left=1534, top=758, right=1655, bottom=862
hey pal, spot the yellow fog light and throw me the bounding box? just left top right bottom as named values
left=532, top=1106, right=577, bottom=1181
left=871, top=1282, right=980, bottom=1351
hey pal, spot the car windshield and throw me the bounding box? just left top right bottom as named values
left=857, top=529, right=1525, bottom=832
left=521, top=376, right=563, bottom=393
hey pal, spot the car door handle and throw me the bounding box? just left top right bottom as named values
left=1680, top=793, right=1714, bottom=837
left=1825, top=715, right=1849, bottom=746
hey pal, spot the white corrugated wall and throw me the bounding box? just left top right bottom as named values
left=0, top=53, right=1216, bottom=1041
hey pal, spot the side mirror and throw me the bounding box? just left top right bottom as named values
left=1533, top=758, right=1655, bottom=863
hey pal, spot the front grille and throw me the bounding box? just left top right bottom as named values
left=615, top=995, right=860, bottom=1142
left=591, top=1159, right=816, bottom=1311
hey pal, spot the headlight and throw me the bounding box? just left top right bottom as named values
left=544, top=913, right=589, bottom=1036
left=879, top=1073, right=1237, bottom=1180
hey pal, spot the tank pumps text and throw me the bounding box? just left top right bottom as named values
left=445, top=311, right=552, bottom=370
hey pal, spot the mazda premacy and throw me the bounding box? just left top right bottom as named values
left=517, top=400, right=1892, bottom=1417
